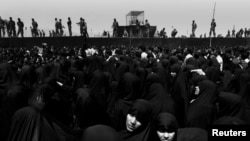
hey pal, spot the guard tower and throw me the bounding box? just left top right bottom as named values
left=126, top=11, right=144, bottom=25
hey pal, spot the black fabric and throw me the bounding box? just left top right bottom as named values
left=135, top=67, right=148, bottom=95
left=217, top=92, right=248, bottom=122
left=142, top=73, right=163, bottom=98
left=187, top=79, right=217, bottom=129
left=213, top=116, right=246, bottom=125
left=155, top=62, right=172, bottom=93
left=119, top=99, right=153, bottom=141
left=146, top=83, right=175, bottom=117
left=8, top=106, right=78, bottom=141
left=35, top=65, right=52, bottom=84
left=75, top=88, right=90, bottom=129
left=177, top=127, right=208, bottom=141
left=89, top=70, right=109, bottom=110
left=114, top=61, right=129, bottom=82
left=186, top=103, right=216, bottom=130
left=191, top=79, right=218, bottom=105
left=108, top=73, right=140, bottom=131
left=152, top=113, right=178, bottom=141
left=19, top=65, right=37, bottom=90
left=0, top=63, right=18, bottom=107
left=0, top=86, right=29, bottom=141
left=81, top=125, right=123, bottom=141
left=239, top=82, right=250, bottom=123
left=169, top=64, right=190, bottom=128
left=205, top=58, right=221, bottom=83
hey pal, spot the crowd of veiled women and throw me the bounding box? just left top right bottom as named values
left=0, top=44, right=249, bottom=141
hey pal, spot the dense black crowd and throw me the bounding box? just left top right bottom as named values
left=0, top=44, right=250, bottom=141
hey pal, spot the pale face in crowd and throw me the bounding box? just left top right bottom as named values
left=126, top=114, right=142, bottom=132
left=170, top=72, right=176, bottom=77
left=194, top=86, right=200, bottom=95
left=157, top=131, right=176, bottom=141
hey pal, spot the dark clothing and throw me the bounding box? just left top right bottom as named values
left=32, top=21, right=38, bottom=37
left=8, top=20, right=16, bottom=37
left=112, top=21, right=119, bottom=37
left=0, top=86, right=29, bottom=141
left=152, top=113, right=178, bottom=141
left=0, top=18, right=5, bottom=37
left=17, top=20, right=24, bottom=37
left=119, top=99, right=153, bottom=141
left=217, top=92, right=248, bottom=122
left=0, top=63, right=19, bottom=107
left=81, top=125, right=123, bottom=141
left=146, top=83, right=175, bottom=118
left=209, top=20, right=216, bottom=37
left=67, top=20, right=72, bottom=36
left=177, top=127, right=208, bottom=141
left=108, top=72, right=140, bottom=130
left=8, top=106, right=78, bottom=141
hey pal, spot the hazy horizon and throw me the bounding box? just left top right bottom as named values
left=1, top=0, right=249, bottom=37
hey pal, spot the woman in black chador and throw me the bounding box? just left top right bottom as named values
left=151, top=113, right=178, bottom=141
left=119, top=99, right=154, bottom=141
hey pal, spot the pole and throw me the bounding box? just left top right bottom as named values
left=209, top=2, right=216, bottom=47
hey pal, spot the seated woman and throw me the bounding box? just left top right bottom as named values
left=119, top=99, right=153, bottom=141
left=152, top=112, right=178, bottom=141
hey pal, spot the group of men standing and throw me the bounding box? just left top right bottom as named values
left=53, top=17, right=88, bottom=37
left=0, top=17, right=25, bottom=38
left=0, top=16, right=89, bottom=38
left=192, top=19, right=216, bottom=38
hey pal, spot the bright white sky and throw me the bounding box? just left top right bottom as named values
left=1, top=0, right=249, bottom=37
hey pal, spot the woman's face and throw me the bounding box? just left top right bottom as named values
left=157, top=131, right=176, bottom=141
left=194, top=86, right=200, bottom=95
left=170, top=72, right=176, bottom=77
left=126, top=114, right=142, bottom=132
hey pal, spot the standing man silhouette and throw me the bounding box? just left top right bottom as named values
left=191, top=20, right=197, bottom=37
left=145, top=19, right=150, bottom=37
left=17, top=18, right=24, bottom=37
left=112, top=18, right=119, bottom=37
left=67, top=17, right=72, bottom=36
left=209, top=18, right=216, bottom=37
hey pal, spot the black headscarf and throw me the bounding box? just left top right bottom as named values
left=217, top=92, right=248, bottom=122
left=169, top=64, right=189, bottom=128
left=89, top=70, right=109, bottom=110
left=119, top=99, right=153, bottom=141
left=19, top=65, right=37, bottom=90
left=114, top=60, right=129, bottom=82
left=205, top=57, right=221, bottom=83
left=0, top=63, right=18, bottom=107
left=187, top=79, right=217, bottom=129
left=142, top=73, right=163, bottom=98
left=190, top=79, right=217, bottom=105
left=108, top=72, right=140, bottom=131
left=0, top=86, right=29, bottom=141
left=146, top=83, right=175, bottom=117
left=155, top=62, right=172, bottom=93
left=177, top=127, right=208, bottom=141
left=81, top=125, right=123, bottom=141
left=152, top=113, right=178, bottom=141
left=78, top=70, right=113, bottom=128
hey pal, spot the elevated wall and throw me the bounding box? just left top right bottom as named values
left=0, top=37, right=249, bottom=49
